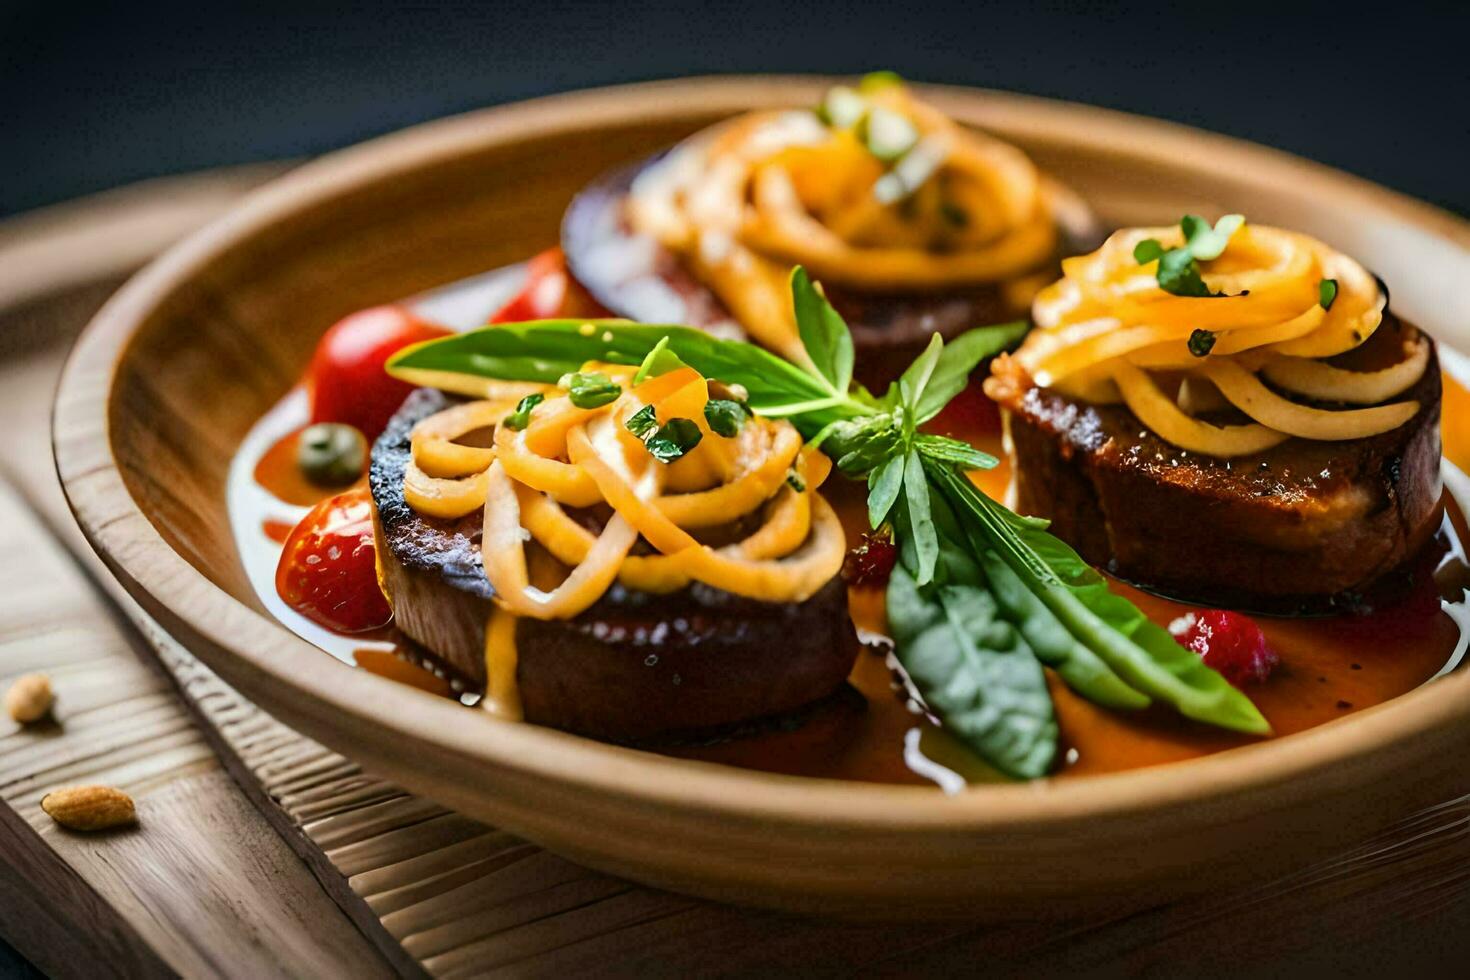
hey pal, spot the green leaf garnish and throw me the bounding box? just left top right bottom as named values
left=886, top=490, right=1057, bottom=779
left=1133, top=238, right=1165, bottom=264
left=913, top=322, right=1027, bottom=423
left=867, top=454, right=905, bottom=529
left=902, top=448, right=938, bottom=585
left=634, top=335, right=688, bottom=384
left=703, top=398, right=746, bottom=438
left=564, top=372, right=622, bottom=409
left=501, top=392, right=544, bottom=431
left=928, top=465, right=1268, bottom=735
left=785, top=468, right=807, bottom=493
left=642, top=417, right=703, bottom=464
left=624, top=403, right=658, bottom=440
left=1136, top=215, right=1247, bottom=298
left=789, top=267, right=855, bottom=398
left=390, top=263, right=1269, bottom=779
left=1319, top=278, right=1339, bottom=310
left=1188, top=329, right=1217, bottom=357
left=914, top=433, right=997, bottom=471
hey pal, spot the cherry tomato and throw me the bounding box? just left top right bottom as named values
left=275, top=488, right=392, bottom=633
left=490, top=247, right=610, bottom=323
left=307, top=305, right=450, bottom=441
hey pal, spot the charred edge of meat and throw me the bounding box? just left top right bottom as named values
left=370, top=388, right=863, bottom=743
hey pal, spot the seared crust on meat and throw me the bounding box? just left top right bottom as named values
left=988, top=314, right=1443, bottom=609
left=369, top=388, right=861, bottom=742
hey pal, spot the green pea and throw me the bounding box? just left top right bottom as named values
left=297, top=423, right=367, bottom=486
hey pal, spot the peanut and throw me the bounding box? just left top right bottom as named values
left=40, top=785, right=136, bottom=831
left=5, top=673, right=53, bottom=723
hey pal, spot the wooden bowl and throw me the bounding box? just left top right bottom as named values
left=54, top=77, right=1470, bottom=918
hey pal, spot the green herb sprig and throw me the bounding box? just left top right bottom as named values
left=501, top=392, right=544, bottom=431
left=1134, top=214, right=1246, bottom=298
left=387, top=268, right=1269, bottom=778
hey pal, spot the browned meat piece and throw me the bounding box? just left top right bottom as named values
left=561, top=152, right=1101, bottom=388
left=985, top=316, right=1443, bottom=610
left=369, top=388, right=861, bottom=742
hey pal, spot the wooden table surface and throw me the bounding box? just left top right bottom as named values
left=6, top=170, right=1470, bottom=979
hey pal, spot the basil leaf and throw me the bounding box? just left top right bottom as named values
left=1319, top=278, right=1338, bottom=310
left=903, top=448, right=938, bottom=585
left=501, top=392, right=543, bottom=431
left=913, top=321, right=1028, bottom=422
left=703, top=398, right=746, bottom=438
left=634, top=336, right=688, bottom=383
left=624, top=404, right=658, bottom=440
left=887, top=552, right=1057, bottom=779
left=789, top=267, right=855, bottom=396
left=642, top=418, right=703, bottom=464
left=930, top=465, right=1270, bottom=735
left=386, top=319, right=853, bottom=431
left=565, top=372, right=621, bottom=409
left=867, top=453, right=905, bottom=529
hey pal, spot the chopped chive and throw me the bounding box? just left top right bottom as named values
left=1319, top=278, right=1339, bottom=310
left=565, top=372, right=621, bottom=409
left=703, top=398, right=747, bottom=438
left=501, top=392, right=544, bottom=431
left=1188, top=330, right=1217, bottom=357
left=643, top=417, right=703, bottom=464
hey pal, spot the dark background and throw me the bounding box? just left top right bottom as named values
left=2, top=1, right=1467, bottom=219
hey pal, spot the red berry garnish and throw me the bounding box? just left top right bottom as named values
left=844, top=529, right=898, bottom=587
left=1170, top=610, right=1278, bottom=688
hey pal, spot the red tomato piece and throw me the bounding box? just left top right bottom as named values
left=275, top=489, right=392, bottom=633
left=490, top=247, right=610, bottom=323
left=307, top=305, right=449, bottom=440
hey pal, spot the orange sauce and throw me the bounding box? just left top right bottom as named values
left=232, top=371, right=1470, bottom=788
left=253, top=427, right=347, bottom=506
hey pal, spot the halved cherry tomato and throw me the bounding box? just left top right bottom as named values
left=307, top=305, right=450, bottom=441
left=490, top=247, right=610, bottom=323
left=275, top=488, right=392, bottom=633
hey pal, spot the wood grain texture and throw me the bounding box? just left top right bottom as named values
left=0, top=186, right=395, bottom=979
left=52, top=77, right=1470, bottom=917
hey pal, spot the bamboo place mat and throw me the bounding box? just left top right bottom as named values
left=6, top=172, right=1470, bottom=978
